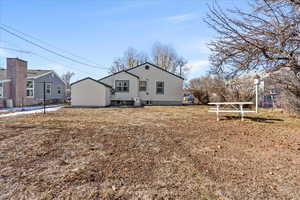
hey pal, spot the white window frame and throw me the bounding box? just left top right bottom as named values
left=0, top=82, right=3, bottom=98
left=139, top=81, right=147, bottom=92
left=26, top=80, right=34, bottom=97
left=46, top=83, right=52, bottom=95
left=156, top=81, right=164, bottom=95
left=115, top=80, right=129, bottom=92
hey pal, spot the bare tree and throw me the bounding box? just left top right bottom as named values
left=189, top=76, right=227, bottom=103
left=152, top=42, right=188, bottom=76
left=206, top=0, right=300, bottom=76
left=269, top=68, right=300, bottom=113
left=110, top=58, right=126, bottom=73
left=269, top=0, right=300, bottom=5
left=110, top=47, right=148, bottom=73
left=226, top=76, right=256, bottom=102
left=123, top=47, right=148, bottom=68
left=189, top=75, right=257, bottom=104
left=109, top=43, right=188, bottom=76
left=62, top=71, right=75, bottom=89
left=206, top=0, right=300, bottom=114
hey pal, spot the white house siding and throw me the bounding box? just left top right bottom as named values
left=128, top=64, right=183, bottom=105
left=105, top=85, right=111, bottom=106
left=71, top=79, right=110, bottom=107
left=100, top=71, right=139, bottom=101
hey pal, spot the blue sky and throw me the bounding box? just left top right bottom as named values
left=0, top=0, right=249, bottom=82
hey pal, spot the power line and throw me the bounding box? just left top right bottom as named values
left=29, top=52, right=97, bottom=76
left=1, top=23, right=102, bottom=66
left=0, top=46, right=97, bottom=76
left=0, top=25, right=108, bottom=70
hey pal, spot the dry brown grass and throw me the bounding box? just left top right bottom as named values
left=0, top=106, right=299, bottom=199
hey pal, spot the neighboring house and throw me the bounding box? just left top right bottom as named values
left=240, top=70, right=283, bottom=108
left=0, top=58, right=66, bottom=108
left=260, top=77, right=282, bottom=108
left=71, top=62, right=184, bottom=107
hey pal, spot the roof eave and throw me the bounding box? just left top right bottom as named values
left=71, top=77, right=112, bottom=88
left=126, top=62, right=184, bottom=80
left=99, top=70, right=140, bottom=81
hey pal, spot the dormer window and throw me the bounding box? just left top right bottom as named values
left=145, top=65, right=150, bottom=70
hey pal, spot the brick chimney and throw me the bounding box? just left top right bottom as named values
left=6, top=58, right=28, bottom=107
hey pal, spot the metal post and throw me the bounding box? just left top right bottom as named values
left=217, top=105, right=220, bottom=121
left=43, top=81, right=46, bottom=114
left=256, top=83, right=258, bottom=113
left=254, top=78, right=260, bottom=114
left=21, top=97, right=24, bottom=111
left=240, top=104, right=244, bottom=121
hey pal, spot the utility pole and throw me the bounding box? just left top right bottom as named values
left=37, top=81, right=52, bottom=114
left=43, top=82, right=46, bottom=114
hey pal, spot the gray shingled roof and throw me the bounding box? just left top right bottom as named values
left=0, top=69, right=51, bottom=81
left=27, top=70, right=51, bottom=78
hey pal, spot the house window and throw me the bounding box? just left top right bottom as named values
left=0, top=82, right=3, bottom=98
left=115, top=80, right=129, bottom=92
left=156, top=81, right=164, bottom=94
left=145, top=65, right=150, bottom=70
left=57, top=86, right=62, bottom=94
left=46, top=83, right=52, bottom=94
left=26, top=80, right=34, bottom=97
left=139, top=81, right=147, bottom=91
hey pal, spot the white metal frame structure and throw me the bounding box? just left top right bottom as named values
left=208, top=78, right=260, bottom=121
left=208, top=102, right=255, bottom=121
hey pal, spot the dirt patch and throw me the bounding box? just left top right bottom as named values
left=0, top=106, right=299, bottom=199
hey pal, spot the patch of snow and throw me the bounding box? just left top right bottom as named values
left=0, top=106, right=62, bottom=118
left=0, top=105, right=62, bottom=113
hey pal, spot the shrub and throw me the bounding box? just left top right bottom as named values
left=191, top=89, right=209, bottom=104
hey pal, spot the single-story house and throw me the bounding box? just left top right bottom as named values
left=71, top=62, right=184, bottom=107
left=71, top=78, right=112, bottom=107
left=0, top=58, right=66, bottom=108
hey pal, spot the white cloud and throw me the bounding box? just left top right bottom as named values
left=186, top=59, right=210, bottom=80
left=166, top=13, right=198, bottom=24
